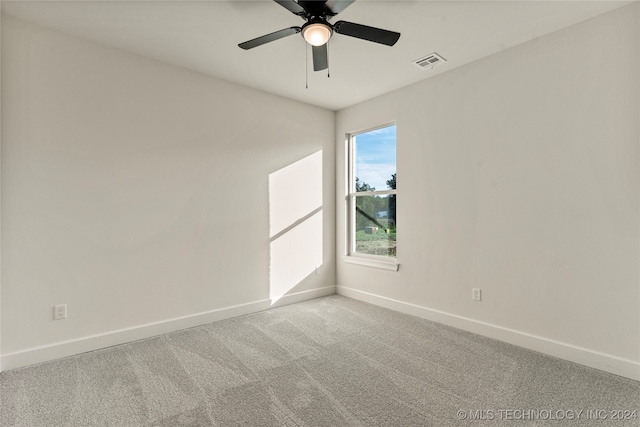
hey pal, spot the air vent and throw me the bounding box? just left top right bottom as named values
left=413, top=52, right=447, bottom=70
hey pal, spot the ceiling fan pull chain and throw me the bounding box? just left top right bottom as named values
left=306, top=42, right=309, bottom=89
left=327, top=41, right=331, bottom=78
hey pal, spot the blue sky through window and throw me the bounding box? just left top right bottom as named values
left=354, top=125, right=396, bottom=191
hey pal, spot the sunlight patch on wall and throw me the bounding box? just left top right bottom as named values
left=269, top=151, right=323, bottom=237
left=269, top=151, right=323, bottom=304
left=270, top=211, right=323, bottom=303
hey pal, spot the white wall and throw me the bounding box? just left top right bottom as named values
left=0, top=10, right=3, bottom=365
left=337, top=4, right=639, bottom=380
left=1, top=15, right=335, bottom=370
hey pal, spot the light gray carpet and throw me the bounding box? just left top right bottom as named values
left=1, top=295, right=638, bottom=426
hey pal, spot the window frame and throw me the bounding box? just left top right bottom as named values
left=344, top=123, right=399, bottom=271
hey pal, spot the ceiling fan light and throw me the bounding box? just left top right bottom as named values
left=302, top=23, right=332, bottom=46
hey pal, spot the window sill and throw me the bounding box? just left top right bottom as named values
left=342, top=256, right=399, bottom=271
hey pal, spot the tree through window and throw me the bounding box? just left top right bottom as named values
left=348, top=124, right=396, bottom=258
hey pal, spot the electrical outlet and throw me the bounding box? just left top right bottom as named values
left=472, top=288, right=482, bottom=301
left=315, top=266, right=320, bottom=275
left=54, top=304, right=67, bottom=320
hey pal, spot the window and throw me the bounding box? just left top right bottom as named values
left=346, top=124, right=397, bottom=268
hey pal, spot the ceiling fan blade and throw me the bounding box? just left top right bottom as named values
left=324, top=0, right=355, bottom=16
left=334, top=21, right=400, bottom=46
left=238, top=27, right=301, bottom=50
left=273, top=0, right=306, bottom=16
left=312, top=44, right=328, bottom=71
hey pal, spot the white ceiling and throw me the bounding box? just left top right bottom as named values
left=1, top=0, right=632, bottom=110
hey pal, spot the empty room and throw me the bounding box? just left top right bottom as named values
left=1, top=0, right=639, bottom=425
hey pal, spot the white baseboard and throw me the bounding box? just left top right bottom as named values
left=337, top=286, right=640, bottom=381
left=1, top=285, right=336, bottom=372
left=271, top=285, right=336, bottom=308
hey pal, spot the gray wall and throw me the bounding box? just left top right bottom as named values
left=336, top=4, right=639, bottom=379
left=1, top=15, right=336, bottom=369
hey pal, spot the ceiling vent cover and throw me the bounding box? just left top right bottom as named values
left=413, top=52, right=446, bottom=70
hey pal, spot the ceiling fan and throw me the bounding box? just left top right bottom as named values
left=238, top=0, right=401, bottom=72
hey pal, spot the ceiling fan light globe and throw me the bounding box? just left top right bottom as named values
left=303, top=23, right=332, bottom=46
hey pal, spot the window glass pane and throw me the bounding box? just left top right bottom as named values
left=354, top=194, right=396, bottom=257
left=354, top=125, right=396, bottom=193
